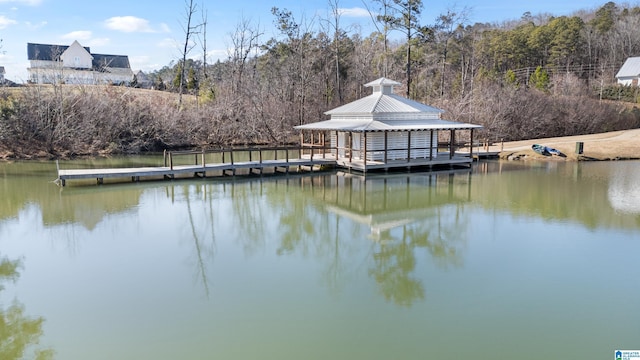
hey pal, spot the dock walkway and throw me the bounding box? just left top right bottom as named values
left=56, top=144, right=495, bottom=186
left=57, top=147, right=335, bottom=186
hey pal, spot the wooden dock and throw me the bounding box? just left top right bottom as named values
left=56, top=144, right=490, bottom=186
left=56, top=147, right=335, bottom=186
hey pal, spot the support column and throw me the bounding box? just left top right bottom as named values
left=363, top=131, right=368, bottom=172
left=470, top=129, right=474, bottom=160
left=449, top=130, right=455, bottom=160
left=384, top=131, right=388, bottom=163
left=407, top=131, right=412, bottom=162
left=429, top=129, right=434, bottom=160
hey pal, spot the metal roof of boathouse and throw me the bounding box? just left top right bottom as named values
left=325, top=78, right=445, bottom=115
left=296, top=78, right=482, bottom=132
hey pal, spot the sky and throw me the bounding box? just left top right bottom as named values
left=0, top=0, right=619, bottom=83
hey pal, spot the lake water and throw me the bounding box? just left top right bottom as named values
left=1, top=159, right=639, bottom=360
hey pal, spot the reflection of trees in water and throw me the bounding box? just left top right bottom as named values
left=0, top=255, right=54, bottom=360
left=370, top=230, right=425, bottom=307
left=272, top=173, right=470, bottom=306
left=183, top=184, right=216, bottom=298
left=174, top=173, right=470, bottom=306
left=229, top=181, right=272, bottom=255
left=369, top=204, right=468, bottom=307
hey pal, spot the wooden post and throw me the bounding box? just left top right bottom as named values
left=349, top=132, right=353, bottom=163
left=363, top=131, right=368, bottom=171
left=470, top=129, right=474, bottom=160
left=163, top=149, right=167, bottom=167
left=429, top=130, right=434, bottom=161
left=450, top=130, right=455, bottom=160
left=407, top=131, right=411, bottom=163
left=201, top=150, right=206, bottom=177
left=169, top=152, right=173, bottom=170
left=335, top=130, right=339, bottom=158
left=384, top=131, right=388, bottom=163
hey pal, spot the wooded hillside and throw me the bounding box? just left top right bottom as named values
left=2, top=1, right=640, bottom=158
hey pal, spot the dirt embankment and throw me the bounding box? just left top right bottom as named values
left=488, top=129, right=640, bottom=161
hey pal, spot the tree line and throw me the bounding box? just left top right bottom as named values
left=2, top=1, right=640, bottom=158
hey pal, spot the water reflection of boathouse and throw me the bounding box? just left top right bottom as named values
left=296, top=78, right=483, bottom=172
left=300, top=170, right=473, bottom=242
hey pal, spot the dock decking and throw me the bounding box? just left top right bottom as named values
left=56, top=147, right=335, bottom=186
left=56, top=146, right=491, bottom=186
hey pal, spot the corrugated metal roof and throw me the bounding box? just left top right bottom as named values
left=325, top=92, right=444, bottom=115
left=364, top=78, right=402, bottom=87
left=299, top=78, right=482, bottom=132
left=616, top=57, right=640, bottom=78
left=295, top=118, right=482, bottom=131
left=326, top=77, right=444, bottom=115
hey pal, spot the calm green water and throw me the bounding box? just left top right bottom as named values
left=1, top=159, right=639, bottom=360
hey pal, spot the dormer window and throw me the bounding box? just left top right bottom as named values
left=74, top=56, right=80, bottom=66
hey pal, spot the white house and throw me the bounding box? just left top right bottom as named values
left=27, top=40, right=134, bottom=85
left=296, top=78, right=482, bottom=172
left=615, top=57, right=640, bottom=86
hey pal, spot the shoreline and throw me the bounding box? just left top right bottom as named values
left=2, top=129, right=640, bottom=162
left=481, top=129, right=640, bottom=162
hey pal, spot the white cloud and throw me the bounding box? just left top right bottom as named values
left=105, top=16, right=154, bottom=33
left=160, top=23, right=171, bottom=33
left=339, top=7, right=372, bottom=18
left=0, top=0, right=42, bottom=6
left=158, top=37, right=178, bottom=49
left=207, top=49, right=228, bottom=62
left=25, top=20, right=47, bottom=30
left=87, top=38, right=110, bottom=47
left=0, top=15, right=17, bottom=29
left=62, top=30, right=92, bottom=40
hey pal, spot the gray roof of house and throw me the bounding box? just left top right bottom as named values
left=616, top=57, right=640, bottom=78
left=27, top=42, right=131, bottom=69
left=92, top=54, right=131, bottom=69
left=27, top=43, right=90, bottom=61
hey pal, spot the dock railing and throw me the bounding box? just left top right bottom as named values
left=163, top=145, right=337, bottom=171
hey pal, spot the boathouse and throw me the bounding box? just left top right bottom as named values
left=296, top=78, right=482, bottom=172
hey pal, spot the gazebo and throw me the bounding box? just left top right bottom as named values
left=296, top=78, right=483, bottom=172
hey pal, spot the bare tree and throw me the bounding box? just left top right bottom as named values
left=434, top=6, right=470, bottom=97
left=328, top=0, right=344, bottom=102
left=228, top=16, right=263, bottom=96
left=197, top=5, right=208, bottom=107
left=178, top=0, right=202, bottom=108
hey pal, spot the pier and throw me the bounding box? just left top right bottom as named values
left=56, top=147, right=335, bottom=186
left=56, top=142, right=497, bottom=186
